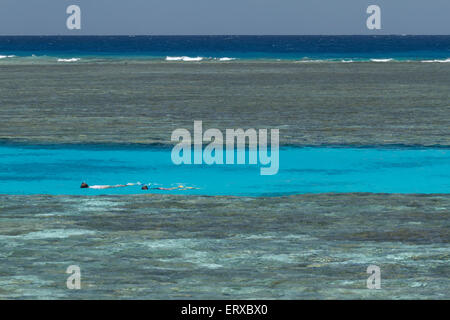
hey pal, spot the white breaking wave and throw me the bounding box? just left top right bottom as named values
left=218, top=57, right=236, bottom=61
left=370, top=58, right=394, bottom=62
left=166, top=56, right=203, bottom=62
left=57, top=58, right=81, bottom=62
left=295, top=59, right=326, bottom=63
left=296, top=59, right=357, bottom=63
left=421, top=58, right=450, bottom=63
left=0, top=55, right=16, bottom=59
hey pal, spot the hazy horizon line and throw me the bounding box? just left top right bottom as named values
left=1, top=34, right=450, bottom=37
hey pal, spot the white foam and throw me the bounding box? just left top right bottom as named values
left=0, top=229, right=96, bottom=240
left=57, top=58, right=81, bottom=62
left=370, top=58, right=394, bottom=62
left=218, top=57, right=236, bottom=61
left=421, top=58, right=450, bottom=63
left=166, top=56, right=203, bottom=62
left=165, top=56, right=183, bottom=61
left=0, top=55, right=15, bottom=59
left=182, top=57, right=203, bottom=62
left=295, top=59, right=326, bottom=63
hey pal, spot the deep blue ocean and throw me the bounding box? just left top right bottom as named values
left=1, top=35, right=450, bottom=61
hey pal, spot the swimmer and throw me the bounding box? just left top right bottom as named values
left=152, top=187, right=178, bottom=190
left=151, top=185, right=199, bottom=191
left=80, top=182, right=139, bottom=189
left=141, top=185, right=149, bottom=190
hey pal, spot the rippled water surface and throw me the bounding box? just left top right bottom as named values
left=0, top=36, right=449, bottom=299
left=1, top=145, right=450, bottom=196
left=0, top=194, right=449, bottom=299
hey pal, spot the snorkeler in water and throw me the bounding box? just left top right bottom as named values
left=80, top=182, right=139, bottom=189
left=150, top=185, right=198, bottom=191
left=81, top=182, right=197, bottom=191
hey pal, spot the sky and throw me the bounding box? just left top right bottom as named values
left=0, top=0, right=449, bottom=35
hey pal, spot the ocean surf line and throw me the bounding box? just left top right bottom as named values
left=0, top=144, right=449, bottom=196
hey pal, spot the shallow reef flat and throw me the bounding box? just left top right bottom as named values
left=1, top=58, right=449, bottom=300
left=0, top=61, right=449, bottom=146
left=0, top=193, right=448, bottom=299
